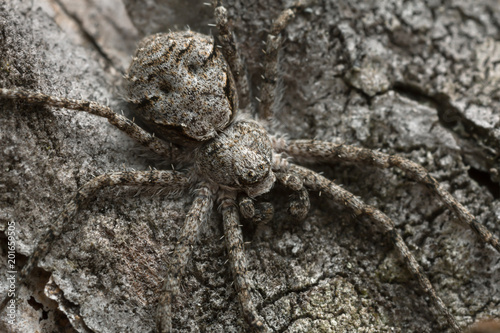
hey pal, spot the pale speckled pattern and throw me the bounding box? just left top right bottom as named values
left=0, top=169, right=190, bottom=312
left=0, top=0, right=499, bottom=332
left=156, top=183, right=214, bottom=332
left=214, top=1, right=250, bottom=108
left=0, top=88, right=181, bottom=161
left=221, top=191, right=265, bottom=330
left=126, top=31, right=238, bottom=145
left=196, top=121, right=276, bottom=197
left=275, top=138, right=500, bottom=253
left=290, top=163, right=460, bottom=332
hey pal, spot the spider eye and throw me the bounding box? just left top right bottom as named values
left=240, top=170, right=258, bottom=185
left=239, top=163, right=270, bottom=186
left=187, top=64, right=197, bottom=73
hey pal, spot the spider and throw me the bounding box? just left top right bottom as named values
left=1, top=0, right=499, bottom=332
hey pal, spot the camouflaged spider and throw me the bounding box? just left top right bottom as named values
left=1, top=0, right=499, bottom=332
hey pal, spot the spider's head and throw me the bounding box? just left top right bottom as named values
left=196, top=120, right=275, bottom=197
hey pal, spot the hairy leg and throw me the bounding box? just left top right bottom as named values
left=156, top=182, right=215, bottom=333
left=213, top=0, right=251, bottom=109
left=0, top=170, right=190, bottom=312
left=289, top=163, right=462, bottom=333
left=238, top=195, right=274, bottom=225
left=275, top=138, right=500, bottom=253
left=275, top=171, right=311, bottom=219
left=220, top=191, right=266, bottom=332
left=0, top=88, right=181, bottom=161
left=259, top=0, right=316, bottom=119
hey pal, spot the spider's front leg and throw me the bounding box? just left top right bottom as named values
left=288, top=163, right=463, bottom=333
left=156, top=182, right=215, bottom=333
left=275, top=171, right=311, bottom=220
left=220, top=191, right=267, bottom=332
left=192, top=120, right=279, bottom=332
left=238, top=195, right=275, bottom=225
left=0, top=170, right=190, bottom=314
left=274, top=138, right=500, bottom=253
left=237, top=165, right=311, bottom=225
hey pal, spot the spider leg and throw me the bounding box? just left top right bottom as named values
left=238, top=195, right=256, bottom=219
left=156, top=182, right=215, bottom=333
left=0, top=170, right=190, bottom=313
left=288, top=187, right=310, bottom=220
left=213, top=0, right=251, bottom=108
left=276, top=171, right=311, bottom=219
left=220, top=191, right=267, bottom=332
left=252, top=201, right=274, bottom=225
left=289, top=163, right=462, bottom=333
left=238, top=195, right=274, bottom=225
left=0, top=88, right=181, bottom=162
left=259, top=0, right=316, bottom=120
left=276, top=139, right=500, bottom=253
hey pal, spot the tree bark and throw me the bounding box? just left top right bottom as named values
left=0, top=0, right=499, bottom=332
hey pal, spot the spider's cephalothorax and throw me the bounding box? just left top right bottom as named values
left=195, top=121, right=276, bottom=197
left=0, top=1, right=499, bottom=333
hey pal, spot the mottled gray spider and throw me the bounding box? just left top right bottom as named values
left=0, top=0, right=499, bottom=332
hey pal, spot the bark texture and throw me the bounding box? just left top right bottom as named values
left=0, top=0, right=499, bottom=332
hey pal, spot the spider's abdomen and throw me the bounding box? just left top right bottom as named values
left=125, top=31, right=238, bottom=145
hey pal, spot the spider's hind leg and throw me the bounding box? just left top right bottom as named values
left=213, top=0, right=316, bottom=117
left=213, top=0, right=251, bottom=108
left=259, top=0, right=316, bottom=120
left=0, top=88, right=181, bottom=162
